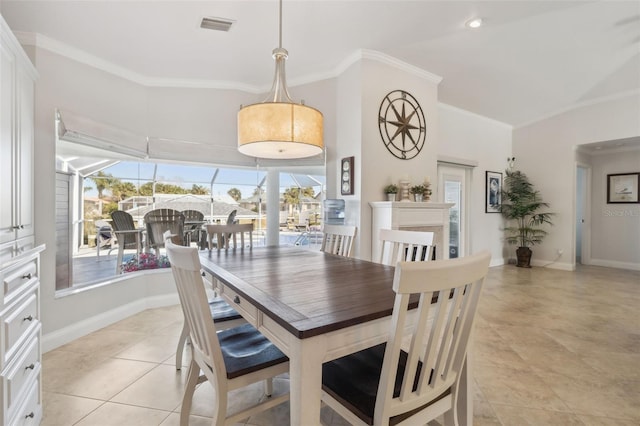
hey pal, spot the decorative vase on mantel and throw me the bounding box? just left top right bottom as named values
left=413, top=194, right=424, bottom=202
left=386, top=193, right=397, bottom=202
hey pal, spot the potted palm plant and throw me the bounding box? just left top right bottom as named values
left=384, top=184, right=398, bottom=201
left=500, top=169, right=553, bottom=267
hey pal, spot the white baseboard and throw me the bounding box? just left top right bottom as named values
left=490, top=258, right=505, bottom=267
left=42, top=293, right=179, bottom=353
left=588, top=258, right=640, bottom=271
left=530, top=259, right=575, bottom=270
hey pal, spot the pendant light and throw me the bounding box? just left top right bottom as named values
left=237, top=0, right=323, bottom=159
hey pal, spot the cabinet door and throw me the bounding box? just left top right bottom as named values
left=0, top=41, right=16, bottom=244
left=16, top=72, right=34, bottom=240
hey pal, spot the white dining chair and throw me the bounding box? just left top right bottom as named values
left=378, top=228, right=435, bottom=265
left=321, top=251, right=491, bottom=425
left=320, top=224, right=357, bottom=257
left=165, top=239, right=289, bottom=426
left=164, top=230, right=247, bottom=371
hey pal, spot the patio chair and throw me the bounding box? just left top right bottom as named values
left=320, top=224, right=357, bottom=257
left=95, top=219, right=114, bottom=258
left=226, top=209, right=237, bottom=224
left=181, top=209, right=205, bottom=248
left=165, top=238, right=289, bottom=425
left=210, top=209, right=238, bottom=249
left=144, top=208, right=185, bottom=255
left=322, top=251, right=491, bottom=425
left=110, top=211, right=144, bottom=274
left=378, top=229, right=435, bottom=265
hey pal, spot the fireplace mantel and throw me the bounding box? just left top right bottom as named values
left=370, top=202, right=454, bottom=260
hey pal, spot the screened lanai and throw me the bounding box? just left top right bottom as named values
left=54, top=111, right=326, bottom=289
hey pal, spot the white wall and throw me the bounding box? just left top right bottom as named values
left=437, top=104, right=513, bottom=265
left=513, top=93, right=640, bottom=270
left=332, top=61, right=362, bottom=255
left=589, top=149, right=640, bottom=270
left=357, top=57, right=441, bottom=260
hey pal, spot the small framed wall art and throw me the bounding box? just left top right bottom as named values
left=485, top=171, right=502, bottom=213
left=341, top=156, right=354, bottom=195
left=607, top=172, right=639, bottom=203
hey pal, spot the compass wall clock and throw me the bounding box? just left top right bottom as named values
left=341, top=156, right=354, bottom=195
left=378, top=90, right=426, bottom=160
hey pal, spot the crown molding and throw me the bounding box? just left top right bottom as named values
left=14, top=31, right=262, bottom=93
left=15, top=31, right=442, bottom=91
left=438, top=102, right=512, bottom=130
left=359, top=49, right=443, bottom=84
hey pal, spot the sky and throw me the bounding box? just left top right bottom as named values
left=85, top=161, right=325, bottom=200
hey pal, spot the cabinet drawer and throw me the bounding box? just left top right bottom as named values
left=9, top=376, right=40, bottom=426
left=220, top=286, right=257, bottom=325
left=5, top=335, right=40, bottom=421
left=3, top=293, right=38, bottom=366
left=2, top=259, right=37, bottom=307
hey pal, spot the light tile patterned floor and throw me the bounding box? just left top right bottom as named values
left=42, top=264, right=640, bottom=425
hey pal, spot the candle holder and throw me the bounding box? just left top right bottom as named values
left=424, top=183, right=432, bottom=201
left=399, top=180, right=411, bottom=202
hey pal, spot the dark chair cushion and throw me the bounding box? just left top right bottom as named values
left=209, top=297, right=242, bottom=323
left=322, top=343, right=448, bottom=425
left=218, top=323, right=288, bottom=379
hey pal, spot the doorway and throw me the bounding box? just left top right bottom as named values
left=576, top=164, right=591, bottom=265
left=437, top=164, right=470, bottom=258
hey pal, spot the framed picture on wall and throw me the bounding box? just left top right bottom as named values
left=485, top=171, right=502, bottom=213
left=340, top=156, right=355, bottom=195
left=607, top=172, right=639, bottom=203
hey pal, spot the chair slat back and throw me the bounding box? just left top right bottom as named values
left=110, top=210, right=138, bottom=247
left=165, top=240, right=225, bottom=383
left=182, top=209, right=204, bottom=223
left=378, top=229, right=434, bottom=265
left=144, top=208, right=185, bottom=249
left=205, top=223, right=254, bottom=250
left=375, top=251, right=490, bottom=422
left=320, top=224, right=357, bottom=257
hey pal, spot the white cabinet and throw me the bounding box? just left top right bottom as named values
left=0, top=15, right=42, bottom=426
left=0, top=15, right=37, bottom=246
left=0, top=246, right=43, bottom=426
left=370, top=202, right=454, bottom=261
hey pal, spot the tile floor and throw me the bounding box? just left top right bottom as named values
left=42, top=264, right=640, bottom=425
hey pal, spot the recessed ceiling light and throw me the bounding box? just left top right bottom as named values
left=466, top=18, right=483, bottom=29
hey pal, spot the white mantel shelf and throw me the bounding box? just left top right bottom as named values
left=369, top=201, right=454, bottom=261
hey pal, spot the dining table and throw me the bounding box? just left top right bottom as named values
left=199, top=246, right=473, bottom=425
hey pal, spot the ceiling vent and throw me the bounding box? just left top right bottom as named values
left=200, top=16, right=235, bottom=32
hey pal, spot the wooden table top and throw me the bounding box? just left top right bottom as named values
left=199, top=246, right=400, bottom=339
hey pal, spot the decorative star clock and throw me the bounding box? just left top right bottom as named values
left=378, top=90, right=426, bottom=160
left=341, top=156, right=354, bottom=195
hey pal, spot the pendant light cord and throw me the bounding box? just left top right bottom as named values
left=278, top=0, right=283, bottom=49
